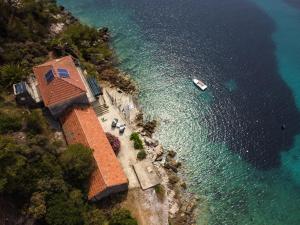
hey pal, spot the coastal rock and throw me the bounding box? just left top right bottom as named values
left=164, top=158, right=181, bottom=173
left=181, top=200, right=197, bottom=215
left=168, top=190, right=179, bottom=216
left=140, top=131, right=147, bottom=136
left=153, top=145, right=164, bottom=161
left=155, top=155, right=163, bottom=161
left=164, top=162, right=178, bottom=173
left=180, top=181, right=187, bottom=189
left=168, top=175, right=180, bottom=184
left=167, top=150, right=177, bottom=158
left=144, top=137, right=159, bottom=147
left=142, top=120, right=157, bottom=137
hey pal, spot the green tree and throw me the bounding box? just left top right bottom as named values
left=83, top=208, right=107, bottom=225
left=60, top=144, right=94, bottom=188
left=109, top=209, right=138, bottom=225
left=0, top=135, right=64, bottom=196
left=0, top=64, right=25, bottom=88
left=45, top=192, right=85, bottom=225
left=11, top=153, right=63, bottom=196
left=28, top=192, right=47, bottom=219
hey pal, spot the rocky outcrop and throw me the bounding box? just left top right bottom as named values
left=141, top=120, right=157, bottom=137
left=99, top=69, right=137, bottom=94
left=144, top=136, right=159, bottom=147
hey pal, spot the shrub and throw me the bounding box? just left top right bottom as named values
left=106, top=132, right=121, bottom=155
left=109, top=209, right=138, bottom=225
left=129, top=132, right=139, bottom=141
left=130, top=132, right=143, bottom=150
left=137, top=150, right=147, bottom=160
left=0, top=112, right=22, bottom=134
left=154, top=184, right=165, bottom=201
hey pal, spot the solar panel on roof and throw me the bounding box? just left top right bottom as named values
left=45, top=70, right=54, bottom=83
left=87, top=77, right=102, bottom=97
left=57, top=68, right=69, bottom=78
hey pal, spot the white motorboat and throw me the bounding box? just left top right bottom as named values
left=193, top=78, right=207, bottom=91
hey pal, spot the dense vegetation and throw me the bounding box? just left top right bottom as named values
left=0, top=1, right=137, bottom=224
left=0, top=0, right=113, bottom=90
left=0, top=115, right=95, bottom=223
left=0, top=0, right=60, bottom=88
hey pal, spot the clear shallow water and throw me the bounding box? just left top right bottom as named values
left=58, top=0, right=300, bottom=224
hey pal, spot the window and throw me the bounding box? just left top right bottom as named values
left=45, top=70, right=54, bottom=83
left=57, top=68, right=70, bottom=78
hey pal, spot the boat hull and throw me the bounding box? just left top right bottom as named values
left=193, top=79, right=207, bottom=91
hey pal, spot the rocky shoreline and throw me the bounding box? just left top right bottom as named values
left=136, top=112, right=199, bottom=225
left=103, top=79, right=199, bottom=224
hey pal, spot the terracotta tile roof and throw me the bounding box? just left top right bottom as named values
left=33, top=56, right=86, bottom=107
left=60, top=106, right=128, bottom=200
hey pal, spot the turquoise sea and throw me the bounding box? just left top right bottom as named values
left=58, top=0, right=300, bottom=224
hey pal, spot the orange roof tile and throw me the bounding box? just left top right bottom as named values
left=60, top=106, right=128, bottom=200
left=33, top=56, right=86, bottom=107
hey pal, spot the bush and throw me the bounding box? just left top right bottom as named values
left=106, top=132, right=121, bottom=155
left=137, top=150, right=147, bottom=160
left=0, top=112, right=22, bottom=134
left=60, top=144, right=94, bottom=188
left=130, top=132, right=143, bottom=150
left=109, top=209, right=138, bottom=225
left=154, top=184, right=165, bottom=201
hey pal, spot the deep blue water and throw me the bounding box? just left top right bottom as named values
left=58, top=0, right=300, bottom=224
